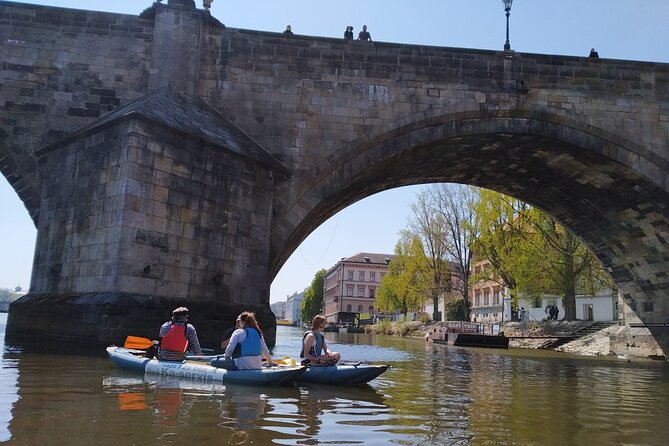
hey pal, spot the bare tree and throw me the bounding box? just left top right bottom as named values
left=429, top=184, right=479, bottom=320
left=407, top=190, right=452, bottom=321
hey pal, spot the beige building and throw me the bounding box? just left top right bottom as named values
left=469, top=258, right=507, bottom=322
left=322, top=253, right=394, bottom=324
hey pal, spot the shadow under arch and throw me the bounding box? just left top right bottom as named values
left=270, top=112, right=669, bottom=350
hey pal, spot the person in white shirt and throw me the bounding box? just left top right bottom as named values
left=223, top=311, right=275, bottom=370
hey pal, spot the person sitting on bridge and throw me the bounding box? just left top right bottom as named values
left=157, top=306, right=203, bottom=361
left=221, top=311, right=275, bottom=370
left=300, top=315, right=341, bottom=366
left=283, top=24, right=294, bottom=37
left=357, top=25, right=372, bottom=42
left=589, top=48, right=599, bottom=58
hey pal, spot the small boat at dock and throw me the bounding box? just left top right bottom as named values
left=429, top=322, right=510, bottom=349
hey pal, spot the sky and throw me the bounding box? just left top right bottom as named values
left=1, top=0, right=668, bottom=302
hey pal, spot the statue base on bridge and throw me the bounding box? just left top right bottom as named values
left=5, top=292, right=277, bottom=352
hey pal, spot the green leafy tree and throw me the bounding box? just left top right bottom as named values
left=405, top=190, right=454, bottom=321
left=376, top=233, right=426, bottom=316
left=300, top=269, right=326, bottom=323
left=471, top=189, right=612, bottom=320
left=470, top=189, right=529, bottom=308
left=513, top=210, right=612, bottom=320
left=0, top=288, right=13, bottom=302
left=443, top=299, right=466, bottom=321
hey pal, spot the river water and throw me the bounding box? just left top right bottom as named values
left=0, top=314, right=668, bottom=445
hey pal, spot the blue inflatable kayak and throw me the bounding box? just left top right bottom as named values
left=296, top=363, right=389, bottom=385
left=106, top=347, right=306, bottom=386
left=184, top=354, right=389, bottom=385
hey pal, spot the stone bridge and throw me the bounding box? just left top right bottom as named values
left=1, top=0, right=668, bottom=353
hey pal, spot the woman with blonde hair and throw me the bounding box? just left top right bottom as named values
left=222, top=311, right=274, bottom=370
left=300, top=315, right=341, bottom=366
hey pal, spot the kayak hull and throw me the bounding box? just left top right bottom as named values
left=183, top=353, right=390, bottom=385
left=297, top=364, right=390, bottom=385
left=106, top=346, right=305, bottom=385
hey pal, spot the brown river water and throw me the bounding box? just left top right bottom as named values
left=0, top=313, right=668, bottom=445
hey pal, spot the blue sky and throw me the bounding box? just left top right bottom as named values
left=2, top=0, right=668, bottom=302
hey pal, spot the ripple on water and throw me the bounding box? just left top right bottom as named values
left=0, top=319, right=668, bottom=445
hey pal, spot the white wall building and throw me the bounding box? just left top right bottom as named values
left=285, top=291, right=304, bottom=325
left=516, top=289, right=618, bottom=323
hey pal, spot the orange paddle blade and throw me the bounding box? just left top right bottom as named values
left=124, top=335, right=154, bottom=350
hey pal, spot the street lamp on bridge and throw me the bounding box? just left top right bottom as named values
left=502, top=0, right=513, bottom=51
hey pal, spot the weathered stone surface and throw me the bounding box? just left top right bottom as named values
left=6, top=292, right=276, bottom=348
left=9, top=86, right=282, bottom=346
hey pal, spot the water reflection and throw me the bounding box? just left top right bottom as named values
left=0, top=320, right=18, bottom=443
left=100, top=369, right=391, bottom=445
left=1, top=317, right=668, bottom=445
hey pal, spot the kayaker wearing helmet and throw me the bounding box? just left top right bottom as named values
left=157, top=306, right=203, bottom=361
left=300, top=315, right=341, bottom=366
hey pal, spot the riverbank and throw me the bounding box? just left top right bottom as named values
left=366, top=320, right=667, bottom=362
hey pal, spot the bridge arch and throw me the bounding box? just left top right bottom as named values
left=270, top=111, right=669, bottom=328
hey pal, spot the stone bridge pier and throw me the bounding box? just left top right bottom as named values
left=6, top=86, right=286, bottom=348
left=3, top=0, right=286, bottom=348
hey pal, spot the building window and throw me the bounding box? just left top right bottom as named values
left=370, top=272, right=376, bottom=282
left=346, top=285, right=353, bottom=296
left=348, top=270, right=353, bottom=281
left=493, top=288, right=500, bottom=305
left=369, top=287, right=375, bottom=298
left=475, top=291, right=481, bottom=307
left=484, top=290, right=490, bottom=306
left=358, top=271, right=365, bottom=281
left=358, top=286, right=364, bottom=297
left=368, top=305, right=374, bottom=312
left=346, top=304, right=352, bottom=311
left=357, top=305, right=363, bottom=312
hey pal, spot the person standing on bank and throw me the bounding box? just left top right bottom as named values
left=300, top=315, right=341, bottom=366
left=223, top=311, right=275, bottom=370
left=344, top=25, right=354, bottom=40
left=157, top=307, right=203, bottom=361
left=357, top=24, right=372, bottom=42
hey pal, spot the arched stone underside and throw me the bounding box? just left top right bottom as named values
left=270, top=115, right=669, bottom=352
